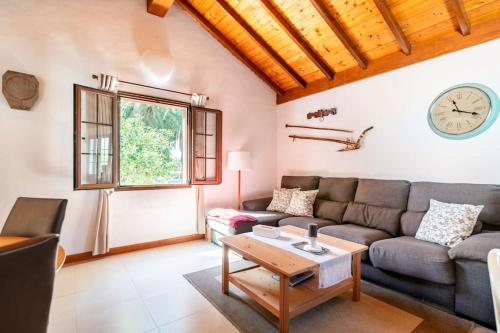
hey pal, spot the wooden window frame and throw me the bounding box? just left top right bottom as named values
left=116, top=91, right=192, bottom=191
left=74, top=84, right=119, bottom=190
left=191, top=106, right=223, bottom=185
left=74, top=85, right=223, bottom=191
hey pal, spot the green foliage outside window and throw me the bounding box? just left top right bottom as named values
left=119, top=99, right=186, bottom=186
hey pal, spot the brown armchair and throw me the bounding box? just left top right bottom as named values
left=1, top=198, right=68, bottom=237
left=0, top=234, right=59, bottom=333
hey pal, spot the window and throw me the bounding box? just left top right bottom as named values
left=74, top=85, right=117, bottom=190
left=74, top=85, right=222, bottom=190
left=118, top=93, right=189, bottom=189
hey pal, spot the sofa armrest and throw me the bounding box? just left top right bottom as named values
left=448, top=232, right=500, bottom=263
left=242, top=197, right=272, bottom=211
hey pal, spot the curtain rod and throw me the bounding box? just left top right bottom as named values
left=91, top=75, right=202, bottom=98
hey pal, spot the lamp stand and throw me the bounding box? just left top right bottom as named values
left=237, top=170, right=241, bottom=210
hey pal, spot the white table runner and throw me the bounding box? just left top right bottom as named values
left=247, top=231, right=352, bottom=288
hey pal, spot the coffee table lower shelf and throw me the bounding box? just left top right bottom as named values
left=228, top=266, right=354, bottom=319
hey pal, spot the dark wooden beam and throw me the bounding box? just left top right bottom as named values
left=260, top=0, right=335, bottom=80
left=147, top=0, right=175, bottom=17
left=215, top=0, right=307, bottom=88
left=277, top=18, right=499, bottom=104
left=309, top=0, right=368, bottom=69
left=175, top=0, right=284, bottom=95
left=372, top=0, right=411, bottom=55
left=449, top=0, right=471, bottom=35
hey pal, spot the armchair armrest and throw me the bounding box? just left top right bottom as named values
left=449, top=232, right=500, bottom=263
left=242, top=197, right=272, bottom=211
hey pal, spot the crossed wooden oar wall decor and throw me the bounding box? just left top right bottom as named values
left=286, top=124, right=374, bottom=152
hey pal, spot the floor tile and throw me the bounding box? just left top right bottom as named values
left=143, top=284, right=211, bottom=326
left=52, top=265, right=76, bottom=298
left=76, top=299, right=156, bottom=333
left=49, top=240, right=237, bottom=333
left=158, top=307, right=239, bottom=333
left=47, top=317, right=77, bottom=333
left=49, top=294, right=76, bottom=325
left=76, top=277, right=140, bottom=315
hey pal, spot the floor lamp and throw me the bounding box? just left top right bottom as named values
left=227, top=151, right=252, bottom=210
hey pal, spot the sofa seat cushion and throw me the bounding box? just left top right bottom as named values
left=370, top=236, right=455, bottom=284
left=448, top=232, right=500, bottom=263
left=278, top=217, right=334, bottom=230
left=319, top=224, right=392, bottom=261
left=208, top=211, right=290, bottom=235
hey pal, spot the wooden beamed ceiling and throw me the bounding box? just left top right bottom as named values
left=148, top=0, right=500, bottom=103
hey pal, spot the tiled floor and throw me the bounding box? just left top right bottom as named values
left=49, top=240, right=239, bottom=333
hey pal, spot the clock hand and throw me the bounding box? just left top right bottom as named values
left=452, top=100, right=463, bottom=112
left=452, top=108, right=479, bottom=115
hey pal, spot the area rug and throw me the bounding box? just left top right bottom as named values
left=184, top=260, right=489, bottom=333
left=184, top=262, right=494, bottom=333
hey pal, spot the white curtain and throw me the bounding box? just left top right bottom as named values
left=93, top=189, right=114, bottom=255
left=196, top=185, right=206, bottom=235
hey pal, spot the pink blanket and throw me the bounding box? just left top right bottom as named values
left=208, top=209, right=257, bottom=229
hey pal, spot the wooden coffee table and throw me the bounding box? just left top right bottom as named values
left=220, top=225, right=368, bottom=333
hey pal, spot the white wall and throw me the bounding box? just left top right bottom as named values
left=0, top=0, right=277, bottom=254
left=277, top=39, right=500, bottom=185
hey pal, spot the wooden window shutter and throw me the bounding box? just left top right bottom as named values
left=191, top=107, right=222, bottom=185
left=74, top=84, right=118, bottom=190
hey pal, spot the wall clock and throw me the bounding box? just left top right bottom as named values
left=427, top=83, right=499, bottom=140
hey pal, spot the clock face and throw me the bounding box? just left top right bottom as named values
left=430, top=87, right=491, bottom=135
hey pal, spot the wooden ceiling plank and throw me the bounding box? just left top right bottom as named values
left=449, top=0, right=472, bottom=35
left=175, top=0, right=284, bottom=95
left=147, top=0, right=175, bottom=17
left=372, top=0, right=412, bottom=55
left=277, top=17, right=499, bottom=104
left=308, top=0, right=368, bottom=69
left=215, top=0, right=307, bottom=88
left=259, top=0, right=335, bottom=80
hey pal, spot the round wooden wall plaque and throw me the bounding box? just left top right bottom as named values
left=2, top=70, right=39, bottom=111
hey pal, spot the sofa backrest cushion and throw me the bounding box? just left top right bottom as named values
left=343, top=202, right=403, bottom=236
left=313, top=177, right=358, bottom=223
left=343, top=179, right=410, bottom=235
left=281, top=176, right=320, bottom=191
left=401, top=182, right=500, bottom=236
left=354, top=179, right=411, bottom=209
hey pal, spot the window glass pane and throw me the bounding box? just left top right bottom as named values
left=80, top=91, right=113, bottom=125
left=81, top=91, right=97, bottom=123
left=205, top=159, right=216, bottom=180
left=205, top=112, right=217, bottom=158
left=81, top=154, right=97, bottom=184
left=194, top=157, right=206, bottom=181
left=97, top=94, right=113, bottom=125
left=119, top=97, right=188, bottom=186
left=81, top=123, right=97, bottom=154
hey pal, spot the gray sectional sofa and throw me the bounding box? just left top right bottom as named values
left=239, top=175, right=500, bottom=328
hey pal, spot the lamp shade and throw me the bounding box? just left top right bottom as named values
left=227, top=151, right=252, bottom=171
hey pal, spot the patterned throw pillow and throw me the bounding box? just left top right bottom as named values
left=266, top=188, right=299, bottom=213
left=415, top=199, right=483, bottom=247
left=285, top=190, right=319, bottom=217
